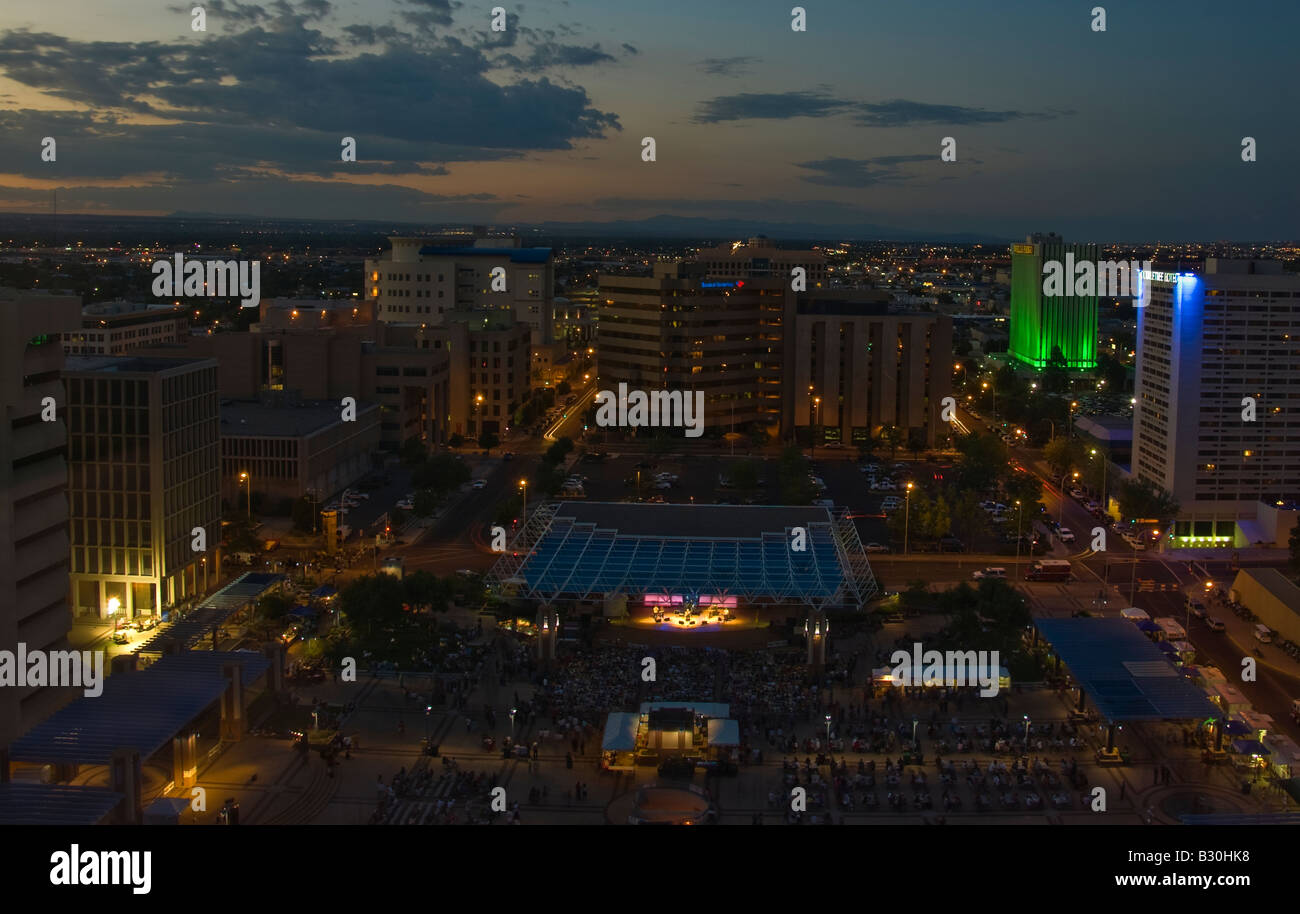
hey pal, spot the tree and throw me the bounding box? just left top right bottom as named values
left=729, top=460, right=760, bottom=492
left=557, top=380, right=571, bottom=396
left=926, top=494, right=952, bottom=541
left=413, top=488, right=439, bottom=517
left=880, top=424, right=904, bottom=461
left=258, top=591, right=294, bottom=622
left=338, top=575, right=407, bottom=633
left=949, top=491, right=990, bottom=552
left=1043, top=436, right=1084, bottom=479
left=955, top=432, right=1007, bottom=493
left=448, top=433, right=466, bottom=448
left=906, top=427, right=927, bottom=460
left=1116, top=477, right=1180, bottom=528
left=400, top=436, right=427, bottom=466
left=291, top=496, right=317, bottom=533
left=404, top=570, right=448, bottom=613
left=1289, top=524, right=1300, bottom=575
left=1043, top=345, right=1070, bottom=394
left=478, top=430, right=500, bottom=452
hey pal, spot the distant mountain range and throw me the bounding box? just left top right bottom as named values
left=0, top=210, right=1007, bottom=245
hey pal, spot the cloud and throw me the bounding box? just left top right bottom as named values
left=697, top=56, right=757, bottom=77
left=693, top=91, right=1064, bottom=128
left=854, top=99, right=1053, bottom=127
left=794, top=155, right=931, bottom=187
left=693, top=91, right=855, bottom=123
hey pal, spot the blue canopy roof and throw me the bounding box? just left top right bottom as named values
left=0, top=783, right=123, bottom=825
left=1231, top=739, right=1270, bottom=755
left=1035, top=618, right=1223, bottom=722
left=310, top=585, right=337, bottom=599
left=488, top=502, right=877, bottom=608
left=9, top=651, right=270, bottom=765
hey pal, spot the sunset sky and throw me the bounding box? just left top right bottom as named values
left=0, top=0, right=1295, bottom=238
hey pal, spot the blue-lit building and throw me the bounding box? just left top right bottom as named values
left=1132, top=260, right=1300, bottom=549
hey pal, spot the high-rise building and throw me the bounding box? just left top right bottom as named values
left=787, top=294, right=953, bottom=448
left=597, top=261, right=953, bottom=445
left=1133, top=259, right=1300, bottom=547
left=410, top=317, right=533, bottom=438
left=598, top=262, right=787, bottom=430
left=365, top=234, right=555, bottom=345
left=63, top=356, right=222, bottom=619
left=0, top=289, right=82, bottom=747
left=1009, top=233, right=1099, bottom=371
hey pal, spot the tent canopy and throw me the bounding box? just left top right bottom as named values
left=707, top=718, right=741, bottom=747
left=602, top=712, right=639, bottom=752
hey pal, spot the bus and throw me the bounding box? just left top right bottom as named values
left=1026, top=559, right=1072, bottom=582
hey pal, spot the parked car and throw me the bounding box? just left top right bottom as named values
left=471, top=479, right=488, bottom=489
left=1205, top=617, right=1226, bottom=632
left=865, top=542, right=891, bottom=554
left=1056, top=527, right=1076, bottom=543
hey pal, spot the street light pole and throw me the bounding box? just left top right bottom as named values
left=239, top=471, right=252, bottom=521
left=1015, top=499, right=1023, bottom=579
left=903, top=482, right=914, bottom=557
left=519, top=479, right=528, bottom=524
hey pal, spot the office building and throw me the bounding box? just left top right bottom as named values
left=1132, top=259, right=1300, bottom=547
left=787, top=294, right=954, bottom=448
left=1009, top=233, right=1099, bottom=371
left=692, top=236, right=828, bottom=286
left=598, top=262, right=787, bottom=431
left=598, top=262, right=953, bottom=446
left=0, top=290, right=81, bottom=747
left=410, top=317, right=533, bottom=438
left=64, top=356, right=222, bottom=619
left=141, top=301, right=450, bottom=453
left=366, top=233, right=555, bottom=345
left=63, top=301, right=189, bottom=356
left=220, top=398, right=381, bottom=504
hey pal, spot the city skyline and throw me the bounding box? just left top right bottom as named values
left=0, top=0, right=1295, bottom=239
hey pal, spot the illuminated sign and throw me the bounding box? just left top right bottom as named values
left=1012, top=244, right=1035, bottom=255
left=1139, top=271, right=1197, bottom=284
left=700, top=281, right=743, bottom=289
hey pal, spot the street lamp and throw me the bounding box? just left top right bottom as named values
left=1091, top=448, right=1108, bottom=512
left=1023, top=715, right=1031, bottom=743
left=1068, top=401, right=1078, bottom=439
left=825, top=713, right=832, bottom=746
left=510, top=706, right=518, bottom=740
left=903, top=482, right=915, bottom=556
left=519, top=479, right=528, bottom=524
left=1014, top=499, right=1024, bottom=578
left=239, top=471, right=252, bottom=521
left=912, top=715, right=919, bottom=745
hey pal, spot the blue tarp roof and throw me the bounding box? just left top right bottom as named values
left=1035, top=618, right=1223, bottom=722
left=707, top=718, right=741, bottom=746
left=288, top=605, right=315, bottom=618
left=0, top=783, right=123, bottom=825
left=9, top=651, right=270, bottom=765
left=310, top=585, right=337, bottom=599
left=492, top=503, right=875, bottom=607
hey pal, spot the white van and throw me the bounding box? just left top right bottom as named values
left=972, top=567, right=1007, bottom=580
left=1254, top=624, right=1273, bottom=644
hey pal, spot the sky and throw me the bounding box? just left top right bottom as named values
left=0, top=0, right=1296, bottom=239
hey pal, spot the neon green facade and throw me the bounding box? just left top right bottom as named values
left=1009, top=240, right=1098, bottom=371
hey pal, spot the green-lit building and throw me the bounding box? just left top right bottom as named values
left=1009, top=233, right=1098, bottom=371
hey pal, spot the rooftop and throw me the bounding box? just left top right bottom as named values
left=64, top=354, right=212, bottom=374
left=220, top=400, right=377, bottom=437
